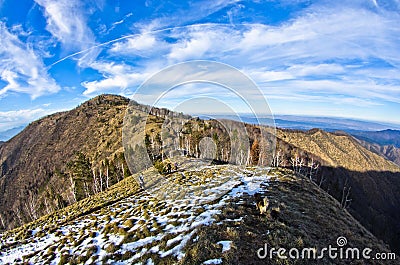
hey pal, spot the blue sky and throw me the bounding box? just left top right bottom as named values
left=1, top=0, right=400, bottom=132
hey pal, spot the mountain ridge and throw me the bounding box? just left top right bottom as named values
left=355, top=139, right=400, bottom=167
left=1, top=94, right=399, bottom=255
left=351, top=129, right=400, bottom=147
left=0, top=94, right=130, bottom=230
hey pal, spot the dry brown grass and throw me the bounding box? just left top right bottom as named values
left=181, top=170, right=397, bottom=265
left=277, top=129, right=400, bottom=172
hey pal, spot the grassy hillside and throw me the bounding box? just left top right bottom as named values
left=0, top=95, right=130, bottom=230
left=1, top=164, right=396, bottom=264
left=276, top=129, right=400, bottom=172
left=275, top=128, right=400, bottom=254
left=355, top=138, right=400, bottom=167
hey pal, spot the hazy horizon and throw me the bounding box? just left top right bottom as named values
left=2, top=108, right=400, bottom=142
left=1, top=0, right=400, bottom=134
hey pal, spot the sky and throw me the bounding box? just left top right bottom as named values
left=1, top=0, right=400, bottom=132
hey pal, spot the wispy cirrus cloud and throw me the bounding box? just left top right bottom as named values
left=34, top=0, right=95, bottom=49
left=0, top=22, right=60, bottom=99
left=109, top=33, right=158, bottom=55
left=34, top=0, right=99, bottom=66
left=87, top=5, right=400, bottom=108
left=106, top=12, right=133, bottom=34
left=5, top=0, right=393, bottom=123
left=134, top=0, right=240, bottom=31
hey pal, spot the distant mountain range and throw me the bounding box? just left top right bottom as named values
left=1, top=113, right=398, bottom=142
left=0, top=126, right=25, bottom=141
left=350, top=129, right=400, bottom=148
left=206, top=114, right=400, bottom=132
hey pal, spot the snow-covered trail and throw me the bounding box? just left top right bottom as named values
left=0, top=166, right=272, bottom=265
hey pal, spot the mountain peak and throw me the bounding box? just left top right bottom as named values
left=82, top=94, right=130, bottom=107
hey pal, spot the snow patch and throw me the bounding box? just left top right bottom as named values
left=203, top=258, right=223, bottom=264
left=217, top=240, right=232, bottom=252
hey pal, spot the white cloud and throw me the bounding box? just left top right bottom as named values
left=134, top=0, right=240, bottom=32
left=81, top=62, right=152, bottom=95
left=106, top=12, right=133, bottom=33
left=110, top=33, right=157, bottom=54
left=219, top=8, right=399, bottom=70
left=168, top=30, right=219, bottom=61
left=34, top=0, right=99, bottom=66
left=85, top=2, right=400, bottom=117
left=287, top=64, right=345, bottom=77
left=0, top=22, right=60, bottom=99
left=168, top=34, right=212, bottom=61
left=34, top=0, right=94, bottom=49
left=0, top=108, right=49, bottom=131
left=247, top=69, right=294, bottom=82
left=261, top=78, right=400, bottom=105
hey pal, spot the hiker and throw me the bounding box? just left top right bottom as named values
left=166, top=163, right=172, bottom=174
left=254, top=193, right=269, bottom=215
left=174, top=162, right=178, bottom=171
left=138, top=175, right=144, bottom=189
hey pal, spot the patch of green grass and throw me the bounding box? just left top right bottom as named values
left=117, top=226, right=129, bottom=236
left=123, top=218, right=135, bottom=228
left=121, top=231, right=136, bottom=244
left=121, top=250, right=135, bottom=260
left=58, top=253, right=70, bottom=265
left=103, top=222, right=119, bottom=234
left=105, top=242, right=119, bottom=253
left=73, top=234, right=88, bottom=247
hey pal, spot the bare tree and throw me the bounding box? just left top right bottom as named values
left=69, top=175, right=77, bottom=203
left=119, top=161, right=123, bottom=181
left=246, top=151, right=251, bottom=165
left=105, top=164, right=109, bottom=189
left=24, top=196, right=37, bottom=221
left=0, top=213, right=6, bottom=229
left=318, top=174, right=325, bottom=188
left=83, top=182, right=90, bottom=198
left=340, top=179, right=352, bottom=209
left=290, top=155, right=305, bottom=175
left=14, top=208, right=23, bottom=226
left=272, top=150, right=283, bottom=167
left=237, top=149, right=241, bottom=165
left=92, top=168, right=99, bottom=194
left=99, top=168, right=103, bottom=192
left=43, top=197, right=52, bottom=215
left=308, top=158, right=319, bottom=181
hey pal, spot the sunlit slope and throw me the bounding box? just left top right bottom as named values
left=277, top=128, right=400, bottom=172
left=0, top=164, right=396, bottom=265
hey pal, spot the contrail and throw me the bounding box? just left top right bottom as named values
left=47, top=23, right=235, bottom=69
